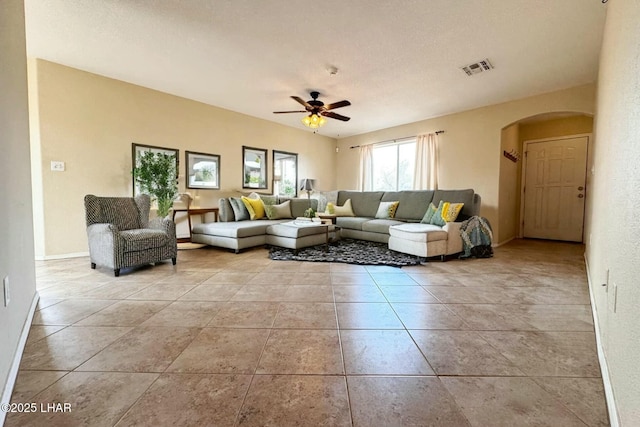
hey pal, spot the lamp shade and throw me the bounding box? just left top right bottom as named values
left=299, top=178, right=314, bottom=192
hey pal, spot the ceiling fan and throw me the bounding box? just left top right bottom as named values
left=273, top=91, right=351, bottom=128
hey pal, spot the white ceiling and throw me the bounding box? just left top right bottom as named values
left=24, top=0, right=607, bottom=139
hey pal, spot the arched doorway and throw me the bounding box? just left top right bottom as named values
left=497, top=112, right=593, bottom=244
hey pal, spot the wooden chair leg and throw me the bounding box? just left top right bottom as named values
left=91, top=262, right=96, bottom=269
left=114, top=269, right=120, bottom=277
left=172, top=257, right=177, bottom=265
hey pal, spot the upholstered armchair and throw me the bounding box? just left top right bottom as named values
left=84, top=194, right=177, bottom=276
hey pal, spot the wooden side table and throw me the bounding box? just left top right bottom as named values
left=172, top=208, right=219, bottom=243
left=316, top=214, right=338, bottom=225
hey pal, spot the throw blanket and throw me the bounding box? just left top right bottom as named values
left=459, top=216, right=493, bottom=258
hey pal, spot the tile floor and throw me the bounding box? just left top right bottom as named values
left=6, top=239, right=609, bottom=426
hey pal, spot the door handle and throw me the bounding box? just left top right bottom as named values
left=578, top=194, right=584, bottom=198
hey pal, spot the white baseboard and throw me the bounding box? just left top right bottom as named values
left=584, top=255, right=619, bottom=427
left=1, top=292, right=40, bottom=426
left=35, top=251, right=89, bottom=261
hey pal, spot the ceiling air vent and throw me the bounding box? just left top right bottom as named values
left=461, top=59, right=493, bottom=76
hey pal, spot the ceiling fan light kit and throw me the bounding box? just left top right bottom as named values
left=274, top=91, right=351, bottom=129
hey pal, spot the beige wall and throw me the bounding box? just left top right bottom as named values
left=30, top=60, right=337, bottom=257
left=337, top=84, right=596, bottom=241
left=497, top=123, right=520, bottom=243
left=0, top=0, right=37, bottom=415
left=586, top=1, right=640, bottom=424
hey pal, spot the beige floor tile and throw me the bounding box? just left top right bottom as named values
left=273, top=303, right=337, bottom=329
left=77, top=281, right=155, bottom=299
left=201, top=271, right=257, bottom=285
left=116, top=373, right=252, bottom=426
left=336, top=303, right=404, bottom=329
left=341, top=330, right=434, bottom=375
left=154, top=271, right=215, bottom=285
left=25, top=325, right=67, bottom=344
left=140, top=301, right=223, bottom=327
left=251, top=271, right=295, bottom=285
left=4, top=372, right=158, bottom=427
left=237, top=375, right=351, bottom=427
left=32, top=299, right=116, bottom=325
left=330, top=273, right=376, bottom=285
left=126, top=283, right=196, bottom=301
left=441, top=377, right=588, bottom=427
left=407, top=273, right=465, bottom=286
left=446, top=304, right=535, bottom=330
left=333, top=285, right=387, bottom=302
left=287, top=272, right=333, bottom=285
left=370, top=273, right=419, bottom=286
left=167, top=328, right=269, bottom=374
left=207, top=302, right=279, bottom=328
left=75, top=300, right=170, bottom=326
left=10, top=371, right=68, bottom=402
left=77, top=326, right=200, bottom=372
left=20, top=326, right=132, bottom=371
left=34, top=298, right=64, bottom=311
left=409, top=330, right=525, bottom=376
left=378, top=285, right=439, bottom=303
left=230, top=284, right=291, bottom=301
left=348, top=376, right=471, bottom=427
left=280, top=285, right=334, bottom=302
left=178, top=284, right=241, bottom=301
left=330, top=263, right=368, bottom=273
left=392, top=303, right=468, bottom=329
left=510, top=304, right=594, bottom=331
left=480, top=331, right=601, bottom=377
left=532, top=377, right=609, bottom=427
left=423, top=286, right=500, bottom=303
left=257, top=329, right=343, bottom=375
left=297, top=262, right=332, bottom=273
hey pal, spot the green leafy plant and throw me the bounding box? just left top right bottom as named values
left=133, top=150, right=178, bottom=218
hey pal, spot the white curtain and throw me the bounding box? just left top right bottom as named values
left=413, top=133, right=439, bottom=190
left=357, top=144, right=373, bottom=191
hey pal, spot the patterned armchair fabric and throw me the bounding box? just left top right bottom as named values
left=84, top=194, right=177, bottom=276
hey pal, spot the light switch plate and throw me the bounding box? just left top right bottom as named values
left=51, top=161, right=65, bottom=171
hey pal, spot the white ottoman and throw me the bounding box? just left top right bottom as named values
left=388, top=223, right=448, bottom=258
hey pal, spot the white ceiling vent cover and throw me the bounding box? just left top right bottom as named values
left=461, top=59, right=494, bottom=76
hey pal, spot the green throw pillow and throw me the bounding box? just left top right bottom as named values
left=264, top=200, right=293, bottom=219
left=429, top=200, right=447, bottom=226
left=420, top=202, right=438, bottom=224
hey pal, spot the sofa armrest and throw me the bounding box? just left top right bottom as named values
left=442, top=221, right=463, bottom=255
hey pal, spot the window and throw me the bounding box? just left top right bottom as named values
left=372, top=140, right=415, bottom=191
left=272, top=150, right=298, bottom=197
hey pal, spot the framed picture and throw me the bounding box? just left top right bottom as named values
left=186, top=151, right=220, bottom=189
left=132, top=143, right=179, bottom=196
left=242, top=146, right=268, bottom=189
left=273, top=150, right=298, bottom=197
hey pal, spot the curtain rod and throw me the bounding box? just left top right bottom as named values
left=349, top=130, right=444, bottom=149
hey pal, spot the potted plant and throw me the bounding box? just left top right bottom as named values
left=133, top=150, right=178, bottom=217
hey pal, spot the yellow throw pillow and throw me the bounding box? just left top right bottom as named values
left=442, top=202, right=464, bottom=222
left=333, top=199, right=356, bottom=217
left=241, top=196, right=265, bottom=220
left=325, top=202, right=335, bottom=214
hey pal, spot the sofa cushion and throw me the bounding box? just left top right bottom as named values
left=388, top=223, right=448, bottom=242
left=430, top=201, right=447, bottom=226
left=120, top=229, right=170, bottom=252
left=229, top=197, right=250, bottom=221
left=375, top=201, right=400, bottom=219
left=264, top=200, right=292, bottom=220
left=334, top=199, right=356, bottom=217
left=382, top=191, right=434, bottom=220
left=362, top=219, right=405, bottom=234
left=337, top=191, right=384, bottom=217
left=218, top=198, right=235, bottom=222
left=193, top=220, right=284, bottom=238
left=433, top=189, right=476, bottom=220
left=101, top=198, right=141, bottom=230
left=420, top=203, right=438, bottom=224
left=284, top=198, right=319, bottom=218
left=336, top=217, right=371, bottom=231
left=266, top=222, right=332, bottom=239
left=241, top=196, right=266, bottom=220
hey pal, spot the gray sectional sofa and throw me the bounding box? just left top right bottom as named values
left=190, top=189, right=480, bottom=259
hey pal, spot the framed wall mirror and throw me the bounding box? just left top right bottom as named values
left=186, top=151, right=220, bottom=190
left=273, top=150, right=298, bottom=197
left=242, top=146, right=268, bottom=189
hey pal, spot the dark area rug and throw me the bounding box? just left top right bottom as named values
left=269, top=238, right=421, bottom=267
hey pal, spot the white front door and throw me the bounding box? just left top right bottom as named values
left=523, top=136, right=588, bottom=242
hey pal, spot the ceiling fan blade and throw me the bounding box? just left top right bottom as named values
left=291, top=96, right=312, bottom=108
left=273, top=110, right=307, bottom=114
left=324, top=100, right=351, bottom=110
left=321, top=111, right=351, bottom=122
